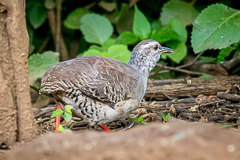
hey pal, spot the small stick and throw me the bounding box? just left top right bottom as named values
left=217, top=92, right=240, bottom=102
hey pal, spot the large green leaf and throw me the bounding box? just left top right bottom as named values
left=28, top=51, right=59, bottom=85
left=150, top=19, right=187, bottom=43
left=161, top=42, right=187, bottom=64
left=117, top=31, right=138, bottom=45
left=150, top=27, right=178, bottom=43
left=64, top=8, right=89, bottom=30
left=160, top=0, right=199, bottom=26
left=29, top=5, right=46, bottom=29
left=107, top=45, right=131, bottom=63
left=99, top=1, right=116, bottom=12
left=133, top=5, right=151, bottom=40
left=151, top=20, right=162, bottom=31
left=106, top=3, right=134, bottom=34
left=169, top=19, right=187, bottom=43
left=80, top=14, right=113, bottom=45
left=102, top=39, right=116, bottom=49
left=191, top=4, right=240, bottom=53
left=82, top=49, right=103, bottom=57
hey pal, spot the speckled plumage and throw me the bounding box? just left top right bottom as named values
left=40, top=40, right=172, bottom=126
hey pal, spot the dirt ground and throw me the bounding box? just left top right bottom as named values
left=1, top=78, right=240, bottom=160
left=4, top=122, right=240, bottom=160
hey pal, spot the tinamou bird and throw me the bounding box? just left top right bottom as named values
left=39, top=39, right=173, bottom=133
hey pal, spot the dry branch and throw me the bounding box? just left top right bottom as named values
left=217, top=92, right=240, bottom=102
left=145, top=76, right=240, bottom=100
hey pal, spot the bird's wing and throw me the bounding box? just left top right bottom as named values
left=40, top=56, right=140, bottom=105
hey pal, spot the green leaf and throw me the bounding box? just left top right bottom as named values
left=64, top=8, right=89, bottom=30
left=133, top=5, right=151, bottom=40
left=219, top=122, right=233, bottom=127
left=160, top=113, right=165, bottom=118
left=105, top=3, right=134, bottom=34
left=117, top=31, right=138, bottom=45
left=58, top=124, right=65, bottom=132
left=168, top=19, right=187, bottom=42
left=128, top=118, right=138, bottom=122
left=150, top=19, right=187, bottom=43
left=197, top=56, right=217, bottom=63
left=89, top=45, right=106, bottom=53
left=116, top=3, right=134, bottom=34
left=150, top=27, right=178, bottom=43
left=64, top=111, right=72, bottom=121
left=165, top=113, right=171, bottom=120
left=161, top=42, right=187, bottom=64
left=65, top=105, right=73, bottom=110
left=140, top=119, right=147, bottom=124
left=200, top=74, right=213, bottom=78
left=191, top=4, right=240, bottom=53
left=65, top=108, right=72, bottom=115
left=99, top=1, right=116, bottom=12
left=62, top=129, right=72, bottom=133
left=51, top=109, right=64, bottom=118
left=44, top=1, right=55, bottom=9
left=217, top=46, right=237, bottom=63
left=82, top=49, right=103, bottom=57
left=107, top=45, right=131, bottom=63
left=138, top=115, right=144, bottom=121
left=138, top=116, right=147, bottom=124
left=160, top=0, right=199, bottom=26
left=102, top=39, right=116, bottom=49
left=28, top=51, right=59, bottom=85
left=80, top=13, right=113, bottom=45
left=151, top=20, right=162, bottom=31
left=29, top=5, right=47, bottom=29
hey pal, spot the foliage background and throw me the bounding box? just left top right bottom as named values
left=26, top=0, right=240, bottom=86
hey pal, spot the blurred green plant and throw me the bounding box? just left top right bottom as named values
left=28, top=51, right=59, bottom=85
left=160, top=113, right=171, bottom=122
left=27, top=0, right=240, bottom=84
left=129, top=115, right=147, bottom=124
left=51, top=105, right=73, bottom=133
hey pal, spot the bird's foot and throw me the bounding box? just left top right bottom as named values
left=98, top=124, right=112, bottom=133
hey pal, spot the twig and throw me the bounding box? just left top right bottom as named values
left=118, top=122, right=135, bottom=132
left=199, top=100, right=226, bottom=107
left=217, top=92, right=240, bottom=102
left=221, top=54, right=240, bottom=70
left=156, top=64, right=205, bottom=76
left=55, top=0, right=61, bottom=52
left=150, top=50, right=205, bottom=76
left=45, top=0, right=69, bottom=61
left=37, top=37, right=50, bottom=53
left=216, top=110, right=236, bottom=115
left=178, top=50, right=205, bottom=69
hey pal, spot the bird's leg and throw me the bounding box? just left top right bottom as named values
left=98, top=124, right=112, bottom=133
left=55, top=103, right=63, bottom=133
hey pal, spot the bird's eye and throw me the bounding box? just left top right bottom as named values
left=153, top=45, right=158, bottom=51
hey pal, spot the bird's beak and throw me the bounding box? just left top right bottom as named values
left=160, top=47, right=173, bottom=54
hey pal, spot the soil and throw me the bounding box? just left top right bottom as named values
left=1, top=78, right=240, bottom=160
left=4, top=122, right=240, bottom=160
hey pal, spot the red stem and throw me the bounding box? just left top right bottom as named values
left=55, top=103, right=62, bottom=133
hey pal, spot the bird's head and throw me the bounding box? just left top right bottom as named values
left=128, top=39, right=173, bottom=74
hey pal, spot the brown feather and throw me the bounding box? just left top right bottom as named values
left=40, top=56, right=140, bottom=104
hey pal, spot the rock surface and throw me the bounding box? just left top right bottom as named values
left=6, top=122, right=240, bottom=160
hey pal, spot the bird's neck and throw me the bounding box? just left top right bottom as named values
left=128, top=57, right=157, bottom=75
